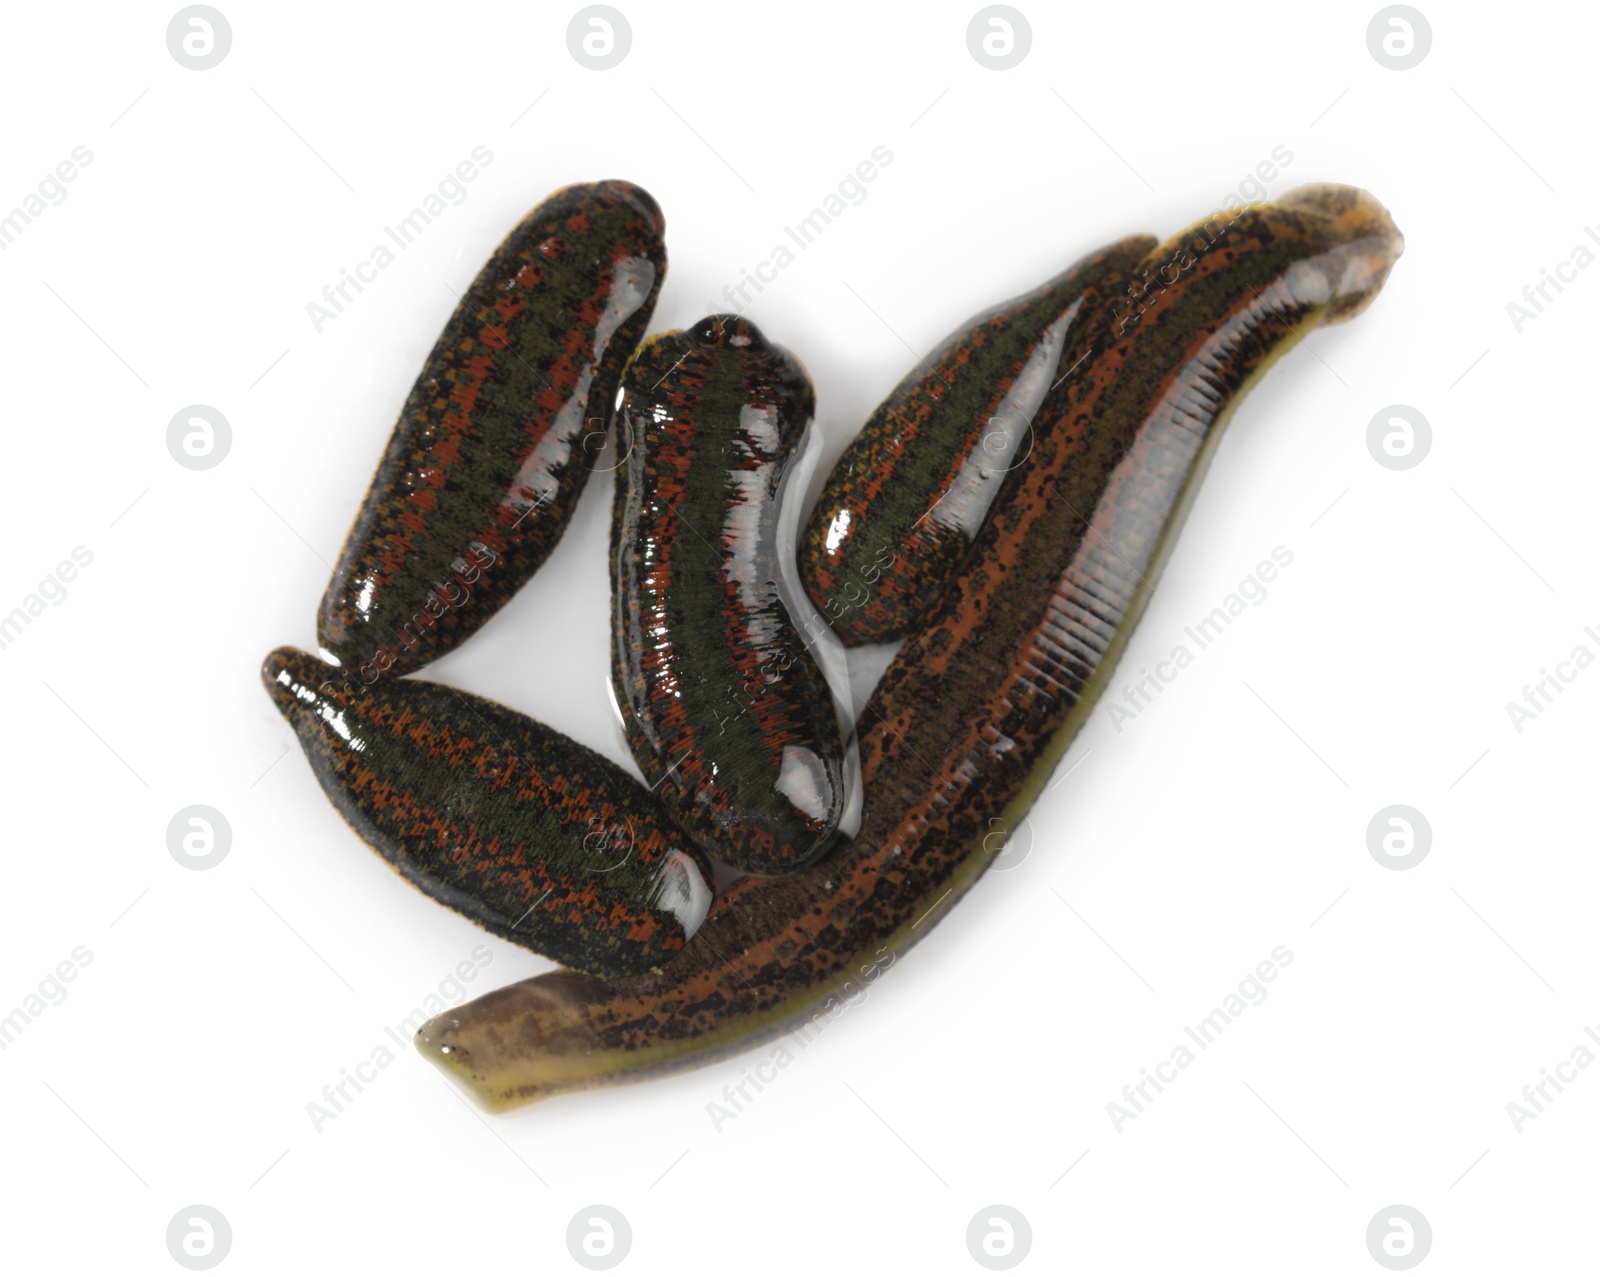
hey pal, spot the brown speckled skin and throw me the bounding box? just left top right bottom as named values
left=416, top=185, right=1404, bottom=1111
left=318, top=181, right=666, bottom=687
left=261, top=646, right=713, bottom=979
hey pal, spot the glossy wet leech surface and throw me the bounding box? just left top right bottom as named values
left=610, top=315, right=849, bottom=876
left=798, top=234, right=1157, bottom=646
left=417, top=185, right=1405, bottom=1112
left=318, top=180, right=667, bottom=686
left=262, top=646, right=712, bottom=979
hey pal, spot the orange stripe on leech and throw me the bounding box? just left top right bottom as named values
left=446, top=352, right=497, bottom=414
left=625, top=915, right=663, bottom=943
left=488, top=290, right=529, bottom=324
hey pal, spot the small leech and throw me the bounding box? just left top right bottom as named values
left=318, top=180, right=667, bottom=686
left=797, top=234, right=1156, bottom=646
left=609, top=315, right=852, bottom=876
left=262, top=646, right=713, bottom=979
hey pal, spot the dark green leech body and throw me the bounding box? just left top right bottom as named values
left=799, top=235, right=1156, bottom=646
left=318, top=181, right=666, bottom=685
left=417, top=185, right=1404, bottom=1111
left=261, top=647, right=713, bottom=979
left=610, top=316, right=848, bottom=875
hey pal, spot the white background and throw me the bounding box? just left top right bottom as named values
left=2, top=0, right=1594, bottom=1271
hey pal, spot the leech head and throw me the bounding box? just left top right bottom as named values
left=414, top=970, right=620, bottom=1112
left=692, top=313, right=768, bottom=350
left=601, top=179, right=665, bottom=237
left=1275, top=183, right=1405, bottom=324
left=262, top=646, right=365, bottom=749
left=261, top=646, right=319, bottom=720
